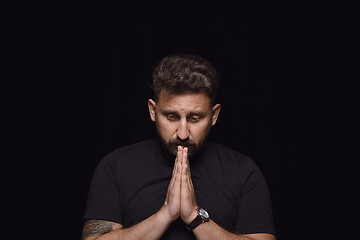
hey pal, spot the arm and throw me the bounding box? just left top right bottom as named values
left=82, top=208, right=172, bottom=240
left=192, top=220, right=276, bottom=240
left=179, top=147, right=276, bottom=240
left=82, top=147, right=184, bottom=240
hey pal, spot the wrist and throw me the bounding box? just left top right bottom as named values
left=185, top=208, right=210, bottom=231
left=182, top=208, right=199, bottom=225
left=157, top=205, right=176, bottom=225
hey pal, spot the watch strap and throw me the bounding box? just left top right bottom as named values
left=186, top=208, right=209, bottom=230
left=187, top=214, right=204, bottom=230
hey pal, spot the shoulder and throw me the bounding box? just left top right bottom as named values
left=206, top=142, right=270, bottom=193
left=95, top=139, right=160, bottom=174
left=207, top=142, right=249, bottom=158
left=204, top=142, right=261, bottom=179
left=206, top=142, right=254, bottom=166
left=106, top=139, right=159, bottom=159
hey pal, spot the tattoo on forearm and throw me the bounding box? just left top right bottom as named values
left=82, top=220, right=114, bottom=239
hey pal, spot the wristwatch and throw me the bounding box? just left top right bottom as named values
left=186, top=208, right=210, bottom=230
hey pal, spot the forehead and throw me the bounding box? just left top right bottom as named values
left=156, top=90, right=212, bottom=111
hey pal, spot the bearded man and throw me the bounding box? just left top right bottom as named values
left=82, top=54, right=276, bottom=240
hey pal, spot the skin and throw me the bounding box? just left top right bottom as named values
left=148, top=90, right=221, bottom=159
left=148, top=90, right=221, bottom=224
left=82, top=91, right=275, bottom=240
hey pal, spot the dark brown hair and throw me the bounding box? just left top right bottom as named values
left=152, top=54, right=219, bottom=104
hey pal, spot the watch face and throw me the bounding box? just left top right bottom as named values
left=198, top=208, right=209, bottom=219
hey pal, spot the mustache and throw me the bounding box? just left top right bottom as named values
left=168, top=139, right=197, bottom=148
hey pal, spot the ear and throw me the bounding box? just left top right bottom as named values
left=148, top=99, right=156, bottom=122
left=211, top=104, right=221, bottom=126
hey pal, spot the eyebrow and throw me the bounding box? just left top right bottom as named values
left=188, top=110, right=206, bottom=117
left=160, top=109, right=177, bottom=115
left=160, top=109, right=206, bottom=116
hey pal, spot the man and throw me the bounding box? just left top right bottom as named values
left=82, top=54, right=276, bottom=240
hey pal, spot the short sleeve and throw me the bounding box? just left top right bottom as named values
left=235, top=160, right=276, bottom=235
left=83, top=155, right=123, bottom=224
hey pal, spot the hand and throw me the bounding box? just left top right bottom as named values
left=161, top=146, right=182, bottom=222
left=161, top=146, right=198, bottom=224
left=179, top=147, right=199, bottom=224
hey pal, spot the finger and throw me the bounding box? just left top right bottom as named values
left=170, top=165, right=179, bottom=190
left=182, top=146, right=187, bottom=162
left=172, top=146, right=181, bottom=174
left=170, top=146, right=182, bottom=187
left=181, top=164, right=197, bottom=213
left=175, top=146, right=183, bottom=175
left=182, top=148, right=190, bottom=178
left=171, top=156, right=182, bottom=202
left=183, top=148, right=194, bottom=189
left=181, top=163, right=188, bottom=195
left=175, top=145, right=183, bottom=170
left=167, top=159, right=182, bottom=203
left=174, top=146, right=183, bottom=184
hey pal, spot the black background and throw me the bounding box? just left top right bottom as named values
left=6, top=0, right=358, bottom=239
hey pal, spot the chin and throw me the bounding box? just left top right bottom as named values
left=171, top=144, right=203, bottom=159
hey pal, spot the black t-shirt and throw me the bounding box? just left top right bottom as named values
left=83, top=139, right=276, bottom=238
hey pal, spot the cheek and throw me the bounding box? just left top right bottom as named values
left=190, top=121, right=212, bottom=141
left=156, top=119, right=176, bottom=138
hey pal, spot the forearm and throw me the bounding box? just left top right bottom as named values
left=87, top=146, right=184, bottom=240
left=89, top=208, right=171, bottom=240
left=193, top=220, right=275, bottom=240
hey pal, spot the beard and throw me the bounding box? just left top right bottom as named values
left=155, top=118, right=212, bottom=161
left=160, top=136, right=207, bottom=160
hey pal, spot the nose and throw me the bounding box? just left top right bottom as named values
left=177, top=120, right=190, bottom=141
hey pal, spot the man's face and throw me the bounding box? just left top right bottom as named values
left=148, top=90, right=221, bottom=159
